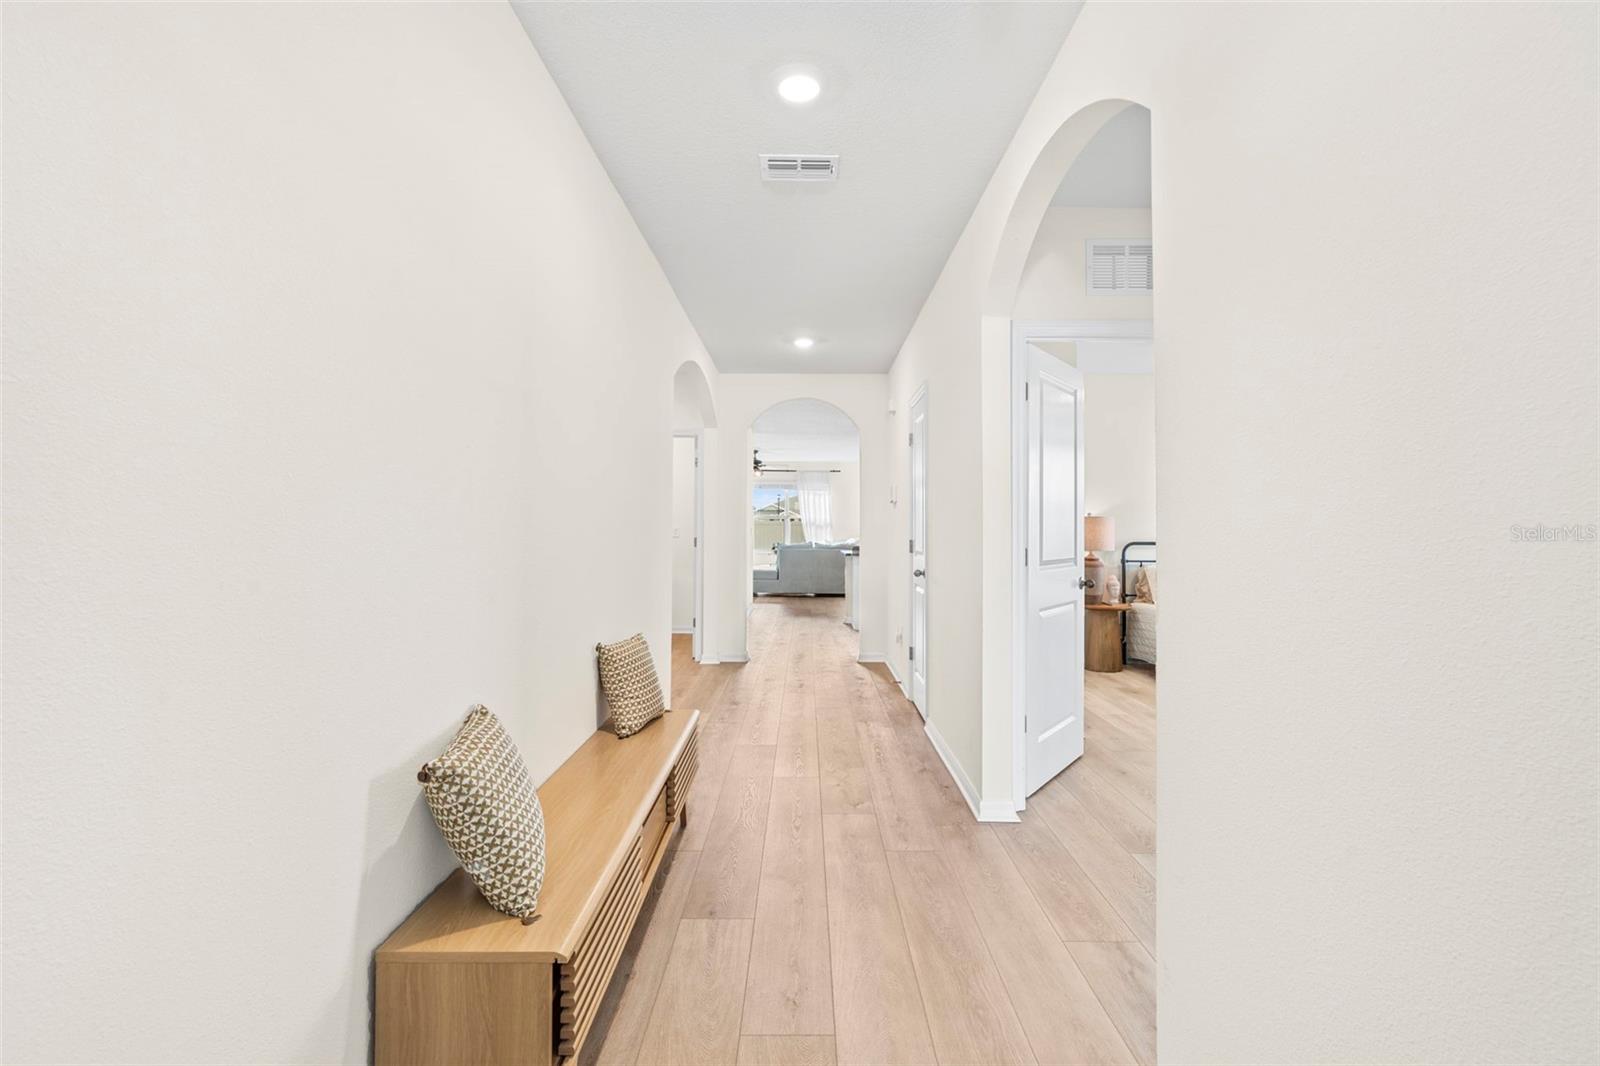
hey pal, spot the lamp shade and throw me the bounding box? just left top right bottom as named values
left=1084, top=514, right=1115, bottom=552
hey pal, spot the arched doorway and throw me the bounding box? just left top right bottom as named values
left=991, top=101, right=1156, bottom=810
left=748, top=398, right=862, bottom=651
left=972, top=99, right=1152, bottom=809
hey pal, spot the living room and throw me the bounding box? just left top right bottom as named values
left=750, top=398, right=861, bottom=606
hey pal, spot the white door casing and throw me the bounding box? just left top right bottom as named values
left=1024, top=345, right=1085, bottom=795
left=674, top=432, right=706, bottom=662
left=908, top=387, right=929, bottom=719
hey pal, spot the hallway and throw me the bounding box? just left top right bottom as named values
left=583, top=598, right=1156, bottom=1065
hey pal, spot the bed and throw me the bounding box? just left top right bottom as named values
left=1121, top=542, right=1157, bottom=665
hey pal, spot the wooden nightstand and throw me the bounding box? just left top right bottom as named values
left=1085, top=602, right=1131, bottom=673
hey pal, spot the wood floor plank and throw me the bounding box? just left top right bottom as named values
left=737, top=1035, right=838, bottom=1065
left=742, top=691, right=784, bottom=746
left=815, top=706, right=873, bottom=815
left=822, top=814, right=936, bottom=1066
left=775, top=705, right=819, bottom=779
left=940, top=823, right=1136, bottom=1065
left=992, top=812, right=1135, bottom=942
left=856, top=723, right=941, bottom=851
left=887, top=715, right=974, bottom=829
left=1067, top=941, right=1157, bottom=1066
left=1059, top=759, right=1156, bottom=855
left=675, top=723, right=736, bottom=852
left=584, top=848, right=704, bottom=1066
left=682, top=744, right=776, bottom=919
left=637, top=918, right=754, bottom=1066
left=743, top=778, right=833, bottom=1035
left=1090, top=745, right=1155, bottom=819
left=886, top=849, right=1037, bottom=1065
left=1028, top=784, right=1156, bottom=951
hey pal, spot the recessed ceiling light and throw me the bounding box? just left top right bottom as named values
left=793, top=336, right=815, bottom=350
left=777, top=74, right=821, bottom=104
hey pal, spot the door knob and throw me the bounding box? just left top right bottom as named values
left=1078, top=577, right=1093, bottom=589
left=913, top=569, right=926, bottom=578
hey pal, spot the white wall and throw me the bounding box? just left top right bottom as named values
left=1015, top=205, right=1153, bottom=321
left=671, top=437, right=697, bottom=632
left=708, top=376, right=889, bottom=663
left=1083, top=373, right=1155, bottom=573
left=886, top=3, right=1597, bottom=1061
left=1, top=4, right=718, bottom=1063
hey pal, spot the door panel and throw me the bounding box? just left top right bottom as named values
left=1025, top=346, right=1085, bottom=795
left=909, top=389, right=928, bottom=718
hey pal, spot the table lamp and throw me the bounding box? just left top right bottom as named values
left=1083, top=514, right=1115, bottom=605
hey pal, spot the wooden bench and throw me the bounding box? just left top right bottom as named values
left=375, top=708, right=701, bottom=1065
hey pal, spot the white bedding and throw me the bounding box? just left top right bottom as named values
left=1125, top=601, right=1158, bottom=664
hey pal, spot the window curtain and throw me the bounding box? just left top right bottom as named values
left=796, top=471, right=833, bottom=544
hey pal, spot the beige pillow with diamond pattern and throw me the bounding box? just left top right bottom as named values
left=596, top=633, right=666, bottom=737
left=418, top=705, right=546, bottom=922
left=1134, top=565, right=1156, bottom=604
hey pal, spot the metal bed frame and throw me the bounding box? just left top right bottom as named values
left=1119, top=541, right=1157, bottom=661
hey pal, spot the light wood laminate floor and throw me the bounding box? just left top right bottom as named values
left=582, top=598, right=1156, bottom=1066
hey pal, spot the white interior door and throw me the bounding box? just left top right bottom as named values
left=908, top=388, right=929, bottom=719
left=690, top=434, right=704, bottom=663
left=1025, top=345, right=1085, bottom=795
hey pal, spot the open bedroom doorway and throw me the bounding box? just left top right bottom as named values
left=1008, top=102, right=1155, bottom=804
left=671, top=361, right=716, bottom=664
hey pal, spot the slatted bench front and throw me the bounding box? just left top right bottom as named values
left=375, top=708, right=700, bottom=1066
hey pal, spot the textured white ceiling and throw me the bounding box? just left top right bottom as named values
left=512, top=2, right=1083, bottom=373
left=1052, top=105, right=1151, bottom=208
left=753, top=398, right=860, bottom=462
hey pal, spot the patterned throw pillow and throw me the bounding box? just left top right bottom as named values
left=595, top=633, right=666, bottom=738
left=418, top=705, right=546, bottom=923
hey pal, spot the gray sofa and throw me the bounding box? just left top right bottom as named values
left=753, top=542, right=852, bottom=596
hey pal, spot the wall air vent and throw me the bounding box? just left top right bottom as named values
left=759, top=154, right=840, bottom=182
left=1086, top=239, right=1154, bottom=294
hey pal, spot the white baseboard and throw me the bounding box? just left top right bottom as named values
left=923, top=719, right=981, bottom=821
left=978, top=799, right=1021, bottom=823
left=882, top=658, right=908, bottom=697
left=698, top=657, right=721, bottom=666
left=671, top=627, right=695, bottom=635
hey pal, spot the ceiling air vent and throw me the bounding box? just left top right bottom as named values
left=760, top=154, right=839, bottom=182
left=1086, top=239, right=1153, bottom=295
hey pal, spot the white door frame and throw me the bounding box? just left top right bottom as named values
left=1009, top=319, right=1152, bottom=812
left=674, top=431, right=706, bottom=663
left=907, top=384, right=929, bottom=720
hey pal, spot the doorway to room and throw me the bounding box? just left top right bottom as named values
left=671, top=361, right=716, bottom=662
left=1001, top=102, right=1157, bottom=804
left=670, top=433, right=704, bottom=659
left=748, top=398, right=862, bottom=630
